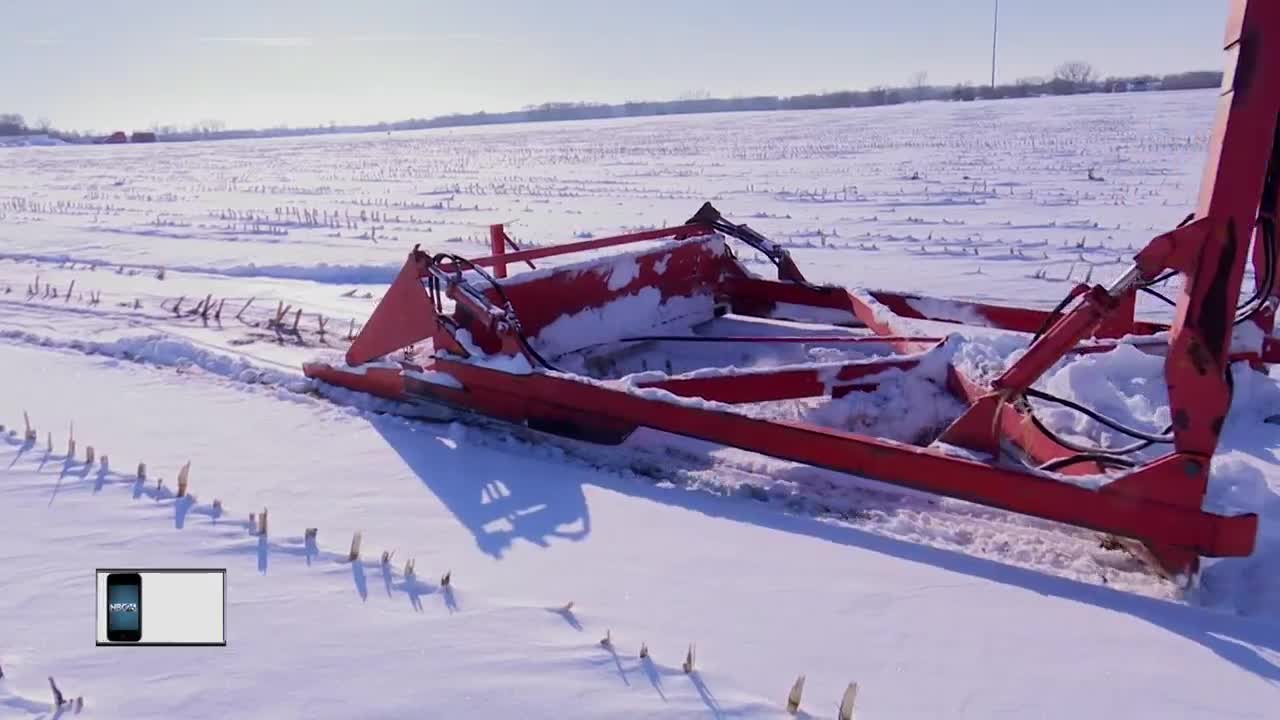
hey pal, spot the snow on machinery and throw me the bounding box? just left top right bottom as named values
left=305, top=0, right=1280, bottom=579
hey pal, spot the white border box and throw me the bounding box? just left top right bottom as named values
left=96, top=569, right=226, bottom=646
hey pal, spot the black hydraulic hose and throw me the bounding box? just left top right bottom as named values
left=1242, top=116, right=1280, bottom=322
left=1136, top=217, right=1275, bottom=320
left=1030, top=290, right=1082, bottom=342
left=1228, top=112, right=1278, bottom=322
left=431, top=252, right=562, bottom=372
left=709, top=218, right=827, bottom=291
left=1138, top=286, right=1177, bottom=307
left=1233, top=215, right=1276, bottom=325
left=1028, top=412, right=1171, bottom=455
left=1019, top=208, right=1266, bottom=470
left=1024, top=388, right=1174, bottom=444
left=1038, top=453, right=1137, bottom=473
left=1132, top=225, right=1274, bottom=320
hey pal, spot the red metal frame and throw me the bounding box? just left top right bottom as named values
left=306, top=0, right=1280, bottom=579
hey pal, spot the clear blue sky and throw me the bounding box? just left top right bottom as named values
left=3, top=0, right=1228, bottom=133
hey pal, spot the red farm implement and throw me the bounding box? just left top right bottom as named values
left=305, top=0, right=1280, bottom=578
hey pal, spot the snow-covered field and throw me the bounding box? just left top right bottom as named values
left=1, top=89, right=1278, bottom=718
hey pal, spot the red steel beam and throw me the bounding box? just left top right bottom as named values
left=488, top=224, right=509, bottom=279
left=431, top=359, right=1256, bottom=561
left=488, top=224, right=538, bottom=280
left=946, top=367, right=1109, bottom=476
left=346, top=250, right=437, bottom=366
left=994, top=286, right=1119, bottom=393
left=453, top=223, right=714, bottom=272
left=863, top=290, right=1163, bottom=337
left=636, top=356, right=922, bottom=404
left=1149, top=0, right=1280, bottom=458
left=616, top=334, right=941, bottom=345
left=724, top=277, right=1164, bottom=338
left=725, top=276, right=859, bottom=316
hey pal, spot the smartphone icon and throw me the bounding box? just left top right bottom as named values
left=105, top=573, right=142, bottom=642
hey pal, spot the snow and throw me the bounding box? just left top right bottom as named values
left=328, top=358, right=406, bottom=375
left=4, top=342, right=1280, bottom=719
left=803, top=348, right=965, bottom=444
left=0, top=249, right=404, bottom=285
left=767, top=301, right=860, bottom=326
left=497, top=235, right=723, bottom=290
left=1232, top=320, right=1267, bottom=355
left=605, top=255, right=640, bottom=291
left=0, top=328, right=312, bottom=392
left=2, top=89, right=1280, bottom=718
left=1035, top=343, right=1172, bottom=454
left=0, top=134, right=66, bottom=147
left=848, top=288, right=899, bottom=329
left=403, top=367, right=465, bottom=390
left=950, top=332, right=1029, bottom=381
left=451, top=328, right=535, bottom=374
left=533, top=288, right=716, bottom=357
left=904, top=295, right=992, bottom=327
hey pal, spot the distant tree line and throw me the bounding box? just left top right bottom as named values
left=1, top=66, right=1224, bottom=145
left=0, top=113, right=49, bottom=136
left=0, top=113, right=81, bottom=141
left=941, top=65, right=1222, bottom=102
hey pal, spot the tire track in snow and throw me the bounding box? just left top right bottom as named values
left=0, top=249, right=401, bottom=285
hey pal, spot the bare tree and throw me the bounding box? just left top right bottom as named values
left=1054, top=61, right=1097, bottom=86
left=0, top=113, right=26, bottom=136
left=910, top=71, right=929, bottom=101
left=194, top=118, right=226, bottom=135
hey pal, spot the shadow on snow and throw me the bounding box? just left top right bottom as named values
left=368, top=410, right=1280, bottom=687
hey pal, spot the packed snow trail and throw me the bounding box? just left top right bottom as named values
left=2, top=343, right=1278, bottom=719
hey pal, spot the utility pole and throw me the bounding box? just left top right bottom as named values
left=991, top=0, right=1000, bottom=88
